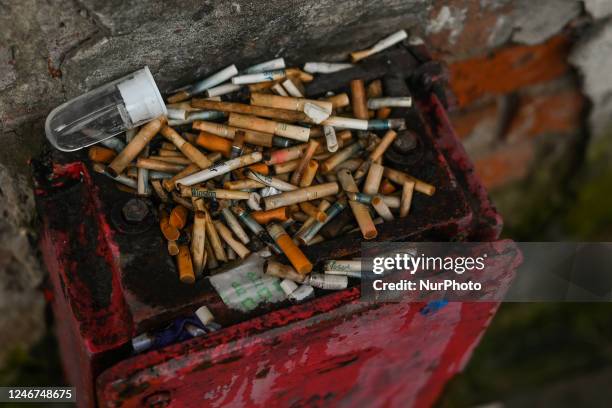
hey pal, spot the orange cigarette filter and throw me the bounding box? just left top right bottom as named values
left=160, top=207, right=180, bottom=241
left=267, top=223, right=312, bottom=275
left=169, top=205, right=189, bottom=229
left=251, top=207, right=290, bottom=224
left=177, top=244, right=195, bottom=284
left=248, top=162, right=269, bottom=175
left=196, top=131, right=232, bottom=157
left=376, top=107, right=392, bottom=119
left=88, top=146, right=116, bottom=163
left=299, top=160, right=318, bottom=187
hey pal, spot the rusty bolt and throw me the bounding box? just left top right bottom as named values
left=122, top=198, right=149, bottom=223
left=393, top=130, right=418, bottom=154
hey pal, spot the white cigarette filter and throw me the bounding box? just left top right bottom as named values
left=367, top=97, right=413, bottom=109
left=205, top=83, right=242, bottom=97
left=288, top=284, right=315, bottom=302
left=351, top=30, right=408, bottom=62
left=232, top=69, right=286, bottom=85
left=303, top=62, right=354, bottom=74
left=323, top=125, right=339, bottom=153
left=191, top=64, right=239, bottom=95
left=243, top=58, right=286, bottom=74
left=195, top=306, right=215, bottom=325
left=176, top=151, right=263, bottom=186
left=280, top=279, right=299, bottom=296
left=322, top=116, right=369, bottom=130
left=303, top=102, right=331, bottom=124
left=306, top=273, right=348, bottom=290
left=272, top=83, right=289, bottom=96
left=282, top=79, right=304, bottom=97
left=246, top=170, right=298, bottom=192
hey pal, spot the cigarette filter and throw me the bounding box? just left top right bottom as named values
left=371, top=195, right=394, bottom=221
left=204, top=209, right=227, bottom=262
left=306, top=273, right=348, bottom=290
left=323, top=93, right=350, bottom=109
left=195, top=132, right=232, bottom=157
left=263, top=182, right=339, bottom=210
left=350, top=80, right=368, bottom=120
left=367, top=97, right=412, bottom=109
left=247, top=170, right=297, bottom=192
left=169, top=205, right=189, bottom=229
left=265, top=144, right=307, bottom=165
left=167, top=240, right=179, bottom=256
left=190, top=64, right=239, bottom=97
left=177, top=244, right=195, bottom=284
left=191, top=212, right=206, bottom=275
left=160, top=126, right=213, bottom=169
left=192, top=121, right=274, bottom=147
left=176, top=151, right=263, bottom=186
left=221, top=207, right=250, bottom=244
left=322, top=116, right=368, bottom=130
left=251, top=207, right=290, bottom=224
left=266, top=223, right=312, bottom=274
left=280, top=279, right=298, bottom=296
left=265, top=261, right=306, bottom=283
left=299, top=160, right=319, bottom=187
left=205, top=83, right=242, bottom=97
left=232, top=69, right=287, bottom=85
left=195, top=305, right=215, bottom=325
left=350, top=29, right=408, bottom=62
left=88, top=146, right=116, bottom=163
left=400, top=180, right=415, bottom=217
left=383, top=167, right=435, bottom=196
left=337, top=169, right=377, bottom=239
left=282, top=78, right=304, bottom=97
left=214, top=221, right=250, bottom=259
left=363, top=162, right=384, bottom=195
left=302, top=62, right=353, bottom=74
left=108, top=117, right=165, bottom=177
left=250, top=93, right=332, bottom=113
left=321, top=141, right=364, bottom=172
left=323, top=125, right=338, bottom=153
left=290, top=139, right=319, bottom=185
left=229, top=113, right=310, bottom=142
left=243, top=58, right=286, bottom=74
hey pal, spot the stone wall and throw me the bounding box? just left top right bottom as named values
left=1, top=0, right=611, bottom=375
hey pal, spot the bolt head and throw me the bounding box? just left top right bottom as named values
left=122, top=198, right=149, bottom=223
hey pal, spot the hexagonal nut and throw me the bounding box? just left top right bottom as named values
left=122, top=199, right=149, bottom=223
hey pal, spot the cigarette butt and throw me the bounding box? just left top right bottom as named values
left=303, top=62, right=353, bottom=74
left=229, top=113, right=310, bottom=142
left=306, top=273, right=348, bottom=290
left=272, top=83, right=289, bottom=96
left=176, top=151, right=263, bottom=186
left=158, top=149, right=184, bottom=157
left=290, top=139, right=319, bottom=185
left=280, top=279, right=299, bottom=296
left=282, top=78, right=305, bottom=97
left=136, top=158, right=185, bottom=173
left=88, top=146, right=116, bottom=163
left=151, top=179, right=169, bottom=203
left=299, top=160, right=318, bottom=187
left=265, top=260, right=306, bottom=283
left=220, top=207, right=250, bottom=245
left=195, top=131, right=232, bottom=157
left=367, top=80, right=383, bottom=98
left=205, top=239, right=219, bottom=269
left=204, top=209, right=227, bottom=262
left=265, top=144, right=307, bottom=165
left=321, top=141, right=364, bottom=172
left=214, top=220, right=250, bottom=259
left=250, top=93, right=332, bottom=114
left=267, top=223, right=312, bottom=275
left=400, top=180, right=415, bottom=217
left=162, top=163, right=199, bottom=191
left=273, top=159, right=300, bottom=174
left=177, top=244, right=195, bottom=284
left=337, top=130, right=352, bottom=142
left=337, top=169, right=377, bottom=239
left=246, top=170, right=297, bottom=191
left=322, top=116, right=368, bottom=130
left=192, top=121, right=275, bottom=148
left=160, top=126, right=213, bottom=169
left=323, top=125, right=339, bottom=153
left=191, top=212, right=207, bottom=276
left=108, top=118, right=165, bottom=177
left=376, top=107, right=392, bottom=119
left=167, top=90, right=191, bottom=104
left=248, top=80, right=278, bottom=92
left=299, top=202, right=327, bottom=222
left=367, top=97, right=412, bottom=109
left=194, top=305, right=215, bottom=325
left=192, top=99, right=308, bottom=123
left=148, top=156, right=192, bottom=165
left=323, top=93, right=350, bottom=109
left=292, top=211, right=309, bottom=222
left=370, top=130, right=397, bottom=162
left=363, top=162, right=384, bottom=195
left=380, top=178, right=396, bottom=194
left=371, top=195, right=394, bottom=221
left=263, top=182, right=339, bottom=210
left=335, top=158, right=363, bottom=173
left=170, top=205, right=189, bottom=229
left=161, top=142, right=178, bottom=150
left=251, top=207, right=291, bottom=224
left=167, top=240, right=179, bottom=256
left=224, top=179, right=265, bottom=190
left=248, top=162, right=269, bottom=175
left=383, top=167, right=435, bottom=196
left=350, top=80, right=368, bottom=120
left=159, top=207, right=180, bottom=241
left=181, top=186, right=251, bottom=200
left=350, top=30, right=408, bottom=62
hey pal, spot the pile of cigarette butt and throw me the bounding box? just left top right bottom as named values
left=90, top=30, right=436, bottom=306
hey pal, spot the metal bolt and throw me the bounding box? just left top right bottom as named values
left=122, top=198, right=149, bottom=223
left=393, top=131, right=418, bottom=154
